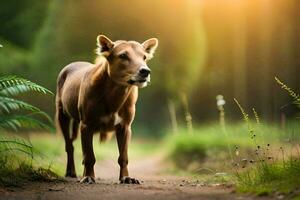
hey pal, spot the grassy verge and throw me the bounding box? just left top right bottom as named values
left=236, top=158, right=300, bottom=196
left=0, top=132, right=161, bottom=186
left=165, top=122, right=283, bottom=170
left=29, top=132, right=161, bottom=177
left=0, top=136, right=61, bottom=187
left=165, top=121, right=300, bottom=196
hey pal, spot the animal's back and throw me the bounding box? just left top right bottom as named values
left=56, top=61, right=94, bottom=120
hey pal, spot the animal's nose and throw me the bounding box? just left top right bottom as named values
left=139, top=68, right=151, bottom=78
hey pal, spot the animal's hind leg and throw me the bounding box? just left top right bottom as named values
left=57, top=106, right=76, bottom=178
left=71, top=120, right=79, bottom=141
left=80, top=122, right=96, bottom=184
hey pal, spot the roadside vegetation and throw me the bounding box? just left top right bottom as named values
left=234, top=78, right=300, bottom=196
left=0, top=75, right=58, bottom=186
left=165, top=77, right=300, bottom=198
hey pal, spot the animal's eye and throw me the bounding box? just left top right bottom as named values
left=143, top=55, right=147, bottom=60
left=119, top=53, right=128, bottom=59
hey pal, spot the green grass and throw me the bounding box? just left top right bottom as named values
left=0, top=158, right=61, bottom=187
left=236, top=158, right=300, bottom=195
left=1, top=120, right=299, bottom=194
left=28, top=133, right=161, bottom=176
left=165, top=121, right=300, bottom=195
left=0, top=132, right=161, bottom=186
left=165, top=122, right=285, bottom=170
left=0, top=136, right=61, bottom=186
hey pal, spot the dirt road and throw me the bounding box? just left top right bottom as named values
left=0, top=156, right=273, bottom=200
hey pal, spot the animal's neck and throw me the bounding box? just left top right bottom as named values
left=92, top=57, right=133, bottom=112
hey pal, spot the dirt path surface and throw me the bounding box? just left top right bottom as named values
left=0, top=156, right=273, bottom=200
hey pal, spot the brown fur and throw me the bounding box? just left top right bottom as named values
left=55, top=35, right=158, bottom=184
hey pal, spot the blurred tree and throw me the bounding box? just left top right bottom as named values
left=0, top=0, right=50, bottom=76
left=0, top=0, right=49, bottom=48
left=192, top=0, right=300, bottom=123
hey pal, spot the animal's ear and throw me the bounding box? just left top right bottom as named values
left=96, top=35, right=114, bottom=56
left=142, top=38, right=158, bottom=59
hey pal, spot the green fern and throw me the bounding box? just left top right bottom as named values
left=0, top=137, right=33, bottom=158
left=0, top=75, right=53, bottom=96
left=0, top=96, right=42, bottom=113
left=0, top=75, right=53, bottom=131
left=0, top=115, right=52, bottom=131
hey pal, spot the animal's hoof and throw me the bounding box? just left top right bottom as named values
left=80, top=176, right=96, bottom=184
left=120, top=176, right=140, bottom=184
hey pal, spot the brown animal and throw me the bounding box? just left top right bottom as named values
left=55, top=35, right=158, bottom=184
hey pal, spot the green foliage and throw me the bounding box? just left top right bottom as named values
left=0, top=137, right=33, bottom=158
left=236, top=158, right=300, bottom=195
left=275, top=77, right=300, bottom=108
left=168, top=134, right=206, bottom=170
left=0, top=75, right=53, bottom=131
left=234, top=90, right=300, bottom=196
left=0, top=75, right=52, bottom=96
left=0, top=75, right=58, bottom=186
left=0, top=40, right=29, bottom=75
left=0, top=0, right=49, bottom=48
left=28, top=133, right=162, bottom=177
left=0, top=162, right=59, bottom=187
left=0, top=135, right=61, bottom=186
left=165, top=123, right=282, bottom=170
left=165, top=119, right=300, bottom=177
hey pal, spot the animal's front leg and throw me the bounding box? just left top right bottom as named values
left=80, top=122, right=96, bottom=184
left=116, top=124, right=140, bottom=184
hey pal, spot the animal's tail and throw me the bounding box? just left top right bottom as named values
left=100, top=131, right=114, bottom=143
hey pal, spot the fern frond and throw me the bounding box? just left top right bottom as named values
left=0, top=115, right=53, bottom=131
left=0, top=75, right=53, bottom=96
left=27, top=111, right=54, bottom=127
left=0, top=138, right=33, bottom=158
left=0, top=139, right=33, bottom=149
left=0, top=96, right=43, bottom=113
left=0, top=97, right=54, bottom=129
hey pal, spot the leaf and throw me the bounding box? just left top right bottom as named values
left=0, top=96, right=42, bottom=113
left=0, top=75, right=54, bottom=132
left=0, top=137, right=33, bottom=158
left=0, top=75, right=53, bottom=96
left=0, top=115, right=54, bottom=131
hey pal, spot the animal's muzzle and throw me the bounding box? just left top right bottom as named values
left=127, top=66, right=151, bottom=88
left=139, top=68, right=151, bottom=78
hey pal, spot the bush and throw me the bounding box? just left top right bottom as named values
left=165, top=121, right=288, bottom=171
left=169, top=134, right=207, bottom=169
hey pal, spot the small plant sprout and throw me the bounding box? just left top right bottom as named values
left=252, top=108, right=260, bottom=125
left=234, top=98, right=257, bottom=143
left=275, top=77, right=300, bottom=104
left=233, top=98, right=249, bottom=123
left=0, top=44, right=3, bottom=48
left=181, top=93, right=193, bottom=134
left=252, top=108, right=266, bottom=145
left=216, top=95, right=226, bottom=129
